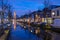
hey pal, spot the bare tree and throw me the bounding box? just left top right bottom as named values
left=0, top=0, right=12, bottom=24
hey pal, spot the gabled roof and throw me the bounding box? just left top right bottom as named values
left=49, top=5, right=60, bottom=10
left=44, top=5, right=60, bottom=10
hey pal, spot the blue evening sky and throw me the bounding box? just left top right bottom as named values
left=8, top=0, right=60, bottom=16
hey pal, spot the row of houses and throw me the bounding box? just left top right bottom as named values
left=19, top=5, right=60, bottom=24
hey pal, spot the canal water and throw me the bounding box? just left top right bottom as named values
left=8, top=25, right=43, bottom=40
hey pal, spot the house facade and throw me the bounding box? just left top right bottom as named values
left=51, top=7, right=60, bottom=19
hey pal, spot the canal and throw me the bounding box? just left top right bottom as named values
left=7, top=24, right=43, bottom=40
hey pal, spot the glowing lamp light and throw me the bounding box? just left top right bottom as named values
left=36, top=14, right=38, bottom=17
left=28, top=19, right=29, bottom=22
left=52, top=12, right=55, bottom=16
left=24, top=26, right=26, bottom=28
left=31, top=30, right=33, bottom=32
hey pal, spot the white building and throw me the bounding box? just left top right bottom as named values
left=51, top=7, right=60, bottom=18
left=51, top=6, right=60, bottom=28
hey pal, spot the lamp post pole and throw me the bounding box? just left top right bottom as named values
left=52, top=12, right=55, bottom=23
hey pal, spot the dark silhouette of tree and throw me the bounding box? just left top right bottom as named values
left=8, top=5, right=13, bottom=22
left=0, top=0, right=13, bottom=24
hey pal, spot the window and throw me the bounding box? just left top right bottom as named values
left=57, top=10, right=59, bottom=16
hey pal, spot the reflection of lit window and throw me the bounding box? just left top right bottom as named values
left=44, top=18, right=47, bottom=22
left=48, top=18, right=52, bottom=24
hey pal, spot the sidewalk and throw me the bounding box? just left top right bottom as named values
left=0, top=30, right=9, bottom=40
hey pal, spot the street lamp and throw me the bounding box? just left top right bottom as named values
left=52, top=12, right=55, bottom=24
left=52, top=12, right=55, bottom=16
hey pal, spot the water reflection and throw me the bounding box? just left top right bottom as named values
left=8, top=25, right=43, bottom=40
